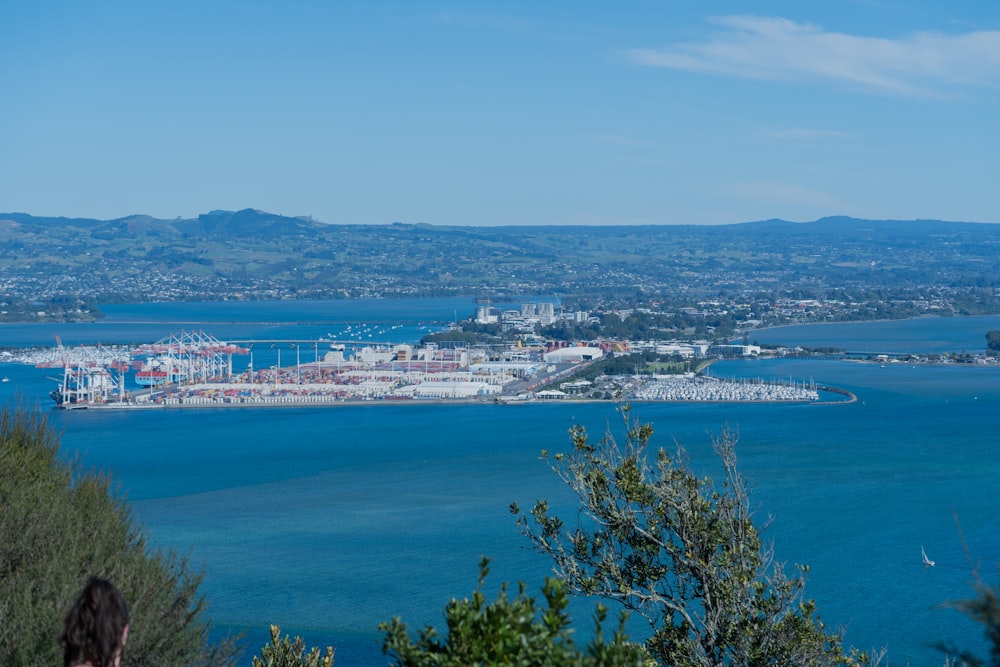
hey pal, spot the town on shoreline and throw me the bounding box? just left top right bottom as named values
left=5, top=302, right=997, bottom=410
left=0, top=326, right=884, bottom=410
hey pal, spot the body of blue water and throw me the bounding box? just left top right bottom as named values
left=750, top=315, right=1000, bottom=355
left=3, top=305, right=1000, bottom=665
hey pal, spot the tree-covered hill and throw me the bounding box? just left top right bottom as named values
left=2, top=209, right=999, bottom=322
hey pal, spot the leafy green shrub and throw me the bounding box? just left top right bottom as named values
left=379, top=557, right=648, bottom=666
left=253, top=625, right=334, bottom=667
left=0, top=402, right=238, bottom=667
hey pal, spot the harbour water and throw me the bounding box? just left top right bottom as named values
left=3, top=303, right=1000, bottom=665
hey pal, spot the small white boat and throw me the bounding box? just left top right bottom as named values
left=1, top=376, right=9, bottom=383
left=921, top=545, right=935, bottom=567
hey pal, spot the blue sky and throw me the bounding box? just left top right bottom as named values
left=2, top=1, right=998, bottom=225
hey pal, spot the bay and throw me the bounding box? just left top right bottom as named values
left=3, top=306, right=1000, bottom=665
left=750, top=314, right=1000, bottom=354
left=0, top=297, right=477, bottom=348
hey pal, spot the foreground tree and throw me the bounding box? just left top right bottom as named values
left=938, top=578, right=1000, bottom=667
left=0, top=403, right=238, bottom=667
left=935, top=527, right=1000, bottom=667
left=253, top=626, right=335, bottom=667
left=379, top=557, right=648, bottom=666
left=513, top=406, right=871, bottom=667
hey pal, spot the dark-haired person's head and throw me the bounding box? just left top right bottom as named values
left=61, top=577, right=130, bottom=667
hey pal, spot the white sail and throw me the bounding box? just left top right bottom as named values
left=921, top=546, right=935, bottom=567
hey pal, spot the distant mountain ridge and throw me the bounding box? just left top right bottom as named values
left=741, top=215, right=997, bottom=234
left=2, top=209, right=999, bottom=318
left=2, top=208, right=995, bottom=232
left=0, top=208, right=321, bottom=236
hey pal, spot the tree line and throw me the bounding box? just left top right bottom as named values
left=987, top=330, right=1000, bottom=353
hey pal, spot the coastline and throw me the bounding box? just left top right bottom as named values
left=748, top=313, right=1000, bottom=347
left=748, top=313, right=948, bottom=335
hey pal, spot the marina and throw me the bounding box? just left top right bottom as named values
left=630, top=374, right=821, bottom=402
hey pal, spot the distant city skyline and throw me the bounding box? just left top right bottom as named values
left=3, top=1, right=999, bottom=226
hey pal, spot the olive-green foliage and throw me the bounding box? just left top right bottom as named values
left=514, top=406, right=872, bottom=667
left=379, top=557, right=649, bottom=666
left=253, top=625, right=334, bottom=667
left=0, top=402, right=238, bottom=667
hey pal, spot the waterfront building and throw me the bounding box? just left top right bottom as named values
left=542, top=345, right=604, bottom=363
left=475, top=305, right=499, bottom=324
left=538, top=302, right=555, bottom=324
left=655, top=343, right=699, bottom=357
left=410, top=381, right=500, bottom=399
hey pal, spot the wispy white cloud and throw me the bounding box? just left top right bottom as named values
left=624, top=16, right=1000, bottom=97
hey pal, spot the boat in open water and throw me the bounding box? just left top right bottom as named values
left=921, top=546, right=935, bottom=567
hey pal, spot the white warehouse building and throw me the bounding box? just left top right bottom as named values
left=412, top=381, right=501, bottom=399
left=542, top=346, right=604, bottom=363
